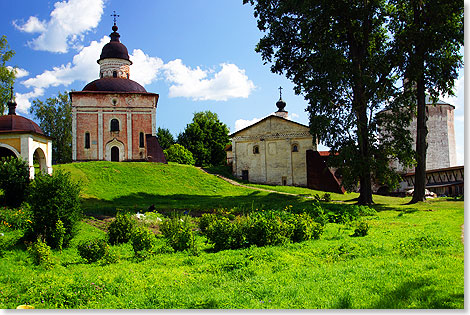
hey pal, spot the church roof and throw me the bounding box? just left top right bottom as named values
left=82, top=77, right=147, bottom=93
left=97, top=25, right=131, bottom=63
left=229, top=114, right=310, bottom=138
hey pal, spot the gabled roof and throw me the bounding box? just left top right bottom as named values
left=229, top=114, right=309, bottom=138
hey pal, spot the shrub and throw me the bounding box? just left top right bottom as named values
left=198, top=213, right=219, bottom=232
left=245, top=213, right=288, bottom=247
left=107, top=212, right=136, bottom=245
left=204, top=216, right=235, bottom=251
left=0, top=206, right=33, bottom=231
left=160, top=216, right=194, bottom=251
left=0, top=157, right=30, bottom=208
left=28, top=170, right=81, bottom=248
left=51, top=219, right=65, bottom=251
left=130, top=226, right=156, bottom=257
left=288, top=214, right=318, bottom=242
left=351, top=221, right=369, bottom=237
left=28, top=238, right=54, bottom=268
left=77, top=239, right=109, bottom=263
left=163, top=144, right=195, bottom=165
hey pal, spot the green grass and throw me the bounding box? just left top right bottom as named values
left=0, top=161, right=464, bottom=309
left=0, top=199, right=463, bottom=309
left=55, top=161, right=313, bottom=215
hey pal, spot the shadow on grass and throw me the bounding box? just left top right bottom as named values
left=81, top=191, right=312, bottom=216
left=373, top=276, right=463, bottom=309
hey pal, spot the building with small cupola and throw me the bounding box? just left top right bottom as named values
left=70, top=21, right=166, bottom=163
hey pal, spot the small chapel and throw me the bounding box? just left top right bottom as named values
left=70, top=19, right=166, bottom=163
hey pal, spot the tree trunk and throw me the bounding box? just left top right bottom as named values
left=410, top=76, right=427, bottom=203
left=357, top=105, right=373, bottom=205
left=409, top=0, right=427, bottom=204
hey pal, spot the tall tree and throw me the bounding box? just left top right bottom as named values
left=0, top=36, right=15, bottom=114
left=156, top=127, right=175, bottom=151
left=390, top=0, right=464, bottom=203
left=30, top=91, right=72, bottom=164
left=244, top=0, right=411, bottom=204
left=177, top=111, right=229, bottom=167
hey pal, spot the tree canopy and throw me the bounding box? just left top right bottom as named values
left=30, top=91, right=72, bottom=164
left=244, top=0, right=414, bottom=204
left=156, top=127, right=176, bottom=151
left=389, top=0, right=464, bottom=203
left=0, top=36, right=15, bottom=114
left=177, top=111, right=230, bottom=167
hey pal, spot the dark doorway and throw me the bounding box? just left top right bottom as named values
left=111, top=146, right=119, bottom=162
left=0, top=147, right=16, bottom=159
left=242, top=170, right=249, bottom=181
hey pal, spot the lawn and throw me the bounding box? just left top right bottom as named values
left=0, top=161, right=464, bottom=309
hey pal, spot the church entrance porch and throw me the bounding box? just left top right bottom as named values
left=111, top=146, right=119, bottom=162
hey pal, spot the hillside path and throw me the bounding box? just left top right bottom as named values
left=199, top=168, right=314, bottom=198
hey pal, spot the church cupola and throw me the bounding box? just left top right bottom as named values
left=97, top=13, right=132, bottom=80
left=275, top=86, right=288, bottom=119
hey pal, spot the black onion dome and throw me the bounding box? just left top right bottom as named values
left=276, top=98, right=286, bottom=111
left=82, top=78, right=147, bottom=93
left=98, top=25, right=131, bottom=63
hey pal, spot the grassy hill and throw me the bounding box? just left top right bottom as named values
left=55, top=161, right=320, bottom=215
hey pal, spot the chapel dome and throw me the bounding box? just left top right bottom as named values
left=0, top=90, right=44, bottom=135
left=0, top=115, right=43, bottom=134
left=97, top=25, right=131, bottom=63
left=82, top=77, right=147, bottom=93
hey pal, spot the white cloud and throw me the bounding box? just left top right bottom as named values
left=129, top=49, right=164, bottom=86
left=6, top=66, right=29, bottom=79
left=14, top=0, right=104, bottom=53
left=163, top=60, right=255, bottom=101
left=22, top=36, right=107, bottom=90
left=234, top=117, right=263, bottom=132
left=289, top=113, right=299, bottom=120
left=15, top=88, right=45, bottom=114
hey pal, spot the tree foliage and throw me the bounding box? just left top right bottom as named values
left=164, top=144, right=195, bottom=165
left=177, top=111, right=229, bottom=167
left=156, top=127, right=175, bottom=151
left=244, top=0, right=414, bottom=204
left=389, top=0, right=464, bottom=203
left=29, top=91, right=72, bottom=164
left=0, top=36, right=16, bottom=115
left=0, top=157, right=30, bottom=208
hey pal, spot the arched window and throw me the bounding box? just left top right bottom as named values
left=253, top=145, right=259, bottom=154
left=85, top=132, right=90, bottom=149
left=292, top=144, right=298, bottom=152
left=139, top=132, right=145, bottom=148
left=113, top=71, right=118, bottom=78
left=110, top=119, right=120, bottom=132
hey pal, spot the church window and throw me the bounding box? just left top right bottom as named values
left=85, top=132, right=90, bottom=149
left=100, top=73, right=103, bottom=78
left=113, top=71, right=118, bottom=78
left=292, top=144, right=298, bottom=152
left=127, top=73, right=129, bottom=79
left=139, top=132, right=145, bottom=148
left=110, top=119, right=120, bottom=132
left=253, top=145, right=259, bottom=154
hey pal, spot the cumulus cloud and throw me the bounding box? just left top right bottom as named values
left=234, top=117, right=263, bottom=132
left=15, top=88, right=45, bottom=114
left=22, top=37, right=107, bottom=89
left=6, top=66, right=29, bottom=79
left=163, top=60, right=256, bottom=101
left=130, top=49, right=164, bottom=86
left=13, top=0, right=104, bottom=53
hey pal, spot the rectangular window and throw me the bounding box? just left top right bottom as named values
left=85, top=132, right=90, bottom=149
left=139, top=132, right=145, bottom=148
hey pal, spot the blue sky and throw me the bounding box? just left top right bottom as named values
left=0, top=0, right=464, bottom=165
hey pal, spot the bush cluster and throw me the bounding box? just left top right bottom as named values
left=0, top=157, right=30, bottom=208
left=107, top=212, right=137, bottom=245
left=160, top=216, right=195, bottom=252
left=130, top=226, right=157, bottom=257
left=201, top=210, right=323, bottom=251
left=28, top=170, right=82, bottom=249
left=0, top=207, right=32, bottom=231
left=28, top=238, right=54, bottom=268
left=303, top=203, right=377, bottom=225
left=77, top=239, right=109, bottom=263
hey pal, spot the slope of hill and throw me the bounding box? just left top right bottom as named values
left=54, top=161, right=310, bottom=214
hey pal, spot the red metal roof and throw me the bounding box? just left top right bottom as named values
left=0, top=115, right=44, bottom=135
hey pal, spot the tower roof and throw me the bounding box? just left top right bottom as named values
left=97, top=24, right=131, bottom=64
left=82, top=77, right=147, bottom=93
